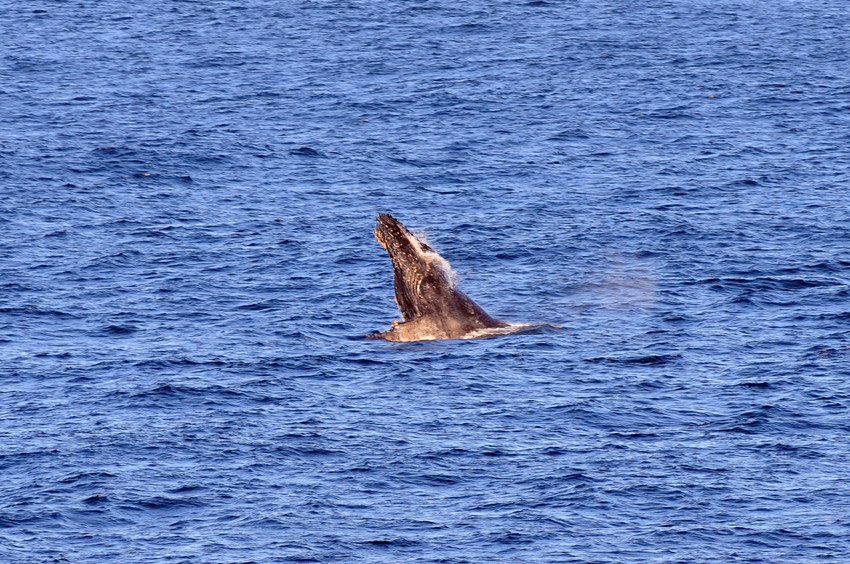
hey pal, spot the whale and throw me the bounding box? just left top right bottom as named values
left=371, top=213, right=528, bottom=342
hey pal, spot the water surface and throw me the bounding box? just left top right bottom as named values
left=2, top=1, right=849, bottom=562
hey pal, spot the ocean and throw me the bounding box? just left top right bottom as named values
left=2, top=1, right=849, bottom=562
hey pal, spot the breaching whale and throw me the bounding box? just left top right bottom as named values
left=371, top=213, right=533, bottom=342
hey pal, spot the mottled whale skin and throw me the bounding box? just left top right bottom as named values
left=371, top=213, right=510, bottom=342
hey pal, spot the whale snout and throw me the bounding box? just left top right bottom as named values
left=374, top=213, right=410, bottom=253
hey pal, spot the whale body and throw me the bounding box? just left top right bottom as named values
left=371, top=213, right=514, bottom=342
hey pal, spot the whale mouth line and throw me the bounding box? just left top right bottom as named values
left=372, top=213, right=537, bottom=342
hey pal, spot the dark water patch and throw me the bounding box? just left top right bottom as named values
left=99, top=324, right=138, bottom=335
left=738, top=381, right=771, bottom=389
left=168, top=484, right=205, bottom=494
left=58, top=472, right=117, bottom=485
left=289, top=146, right=324, bottom=157
left=702, top=276, right=841, bottom=292
left=0, top=306, right=78, bottom=319
left=607, top=431, right=659, bottom=440
left=585, top=354, right=679, bottom=365
left=236, top=299, right=286, bottom=311
left=364, top=538, right=411, bottom=547
left=709, top=405, right=794, bottom=435
left=122, top=382, right=250, bottom=409
left=124, top=495, right=207, bottom=511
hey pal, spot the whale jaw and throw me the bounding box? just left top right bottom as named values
left=373, top=213, right=507, bottom=342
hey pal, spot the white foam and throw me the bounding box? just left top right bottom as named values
left=405, top=230, right=457, bottom=287
left=462, top=322, right=560, bottom=340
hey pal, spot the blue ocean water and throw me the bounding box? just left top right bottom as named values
left=2, top=0, right=850, bottom=561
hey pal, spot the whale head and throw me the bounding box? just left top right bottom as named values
left=374, top=213, right=456, bottom=321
